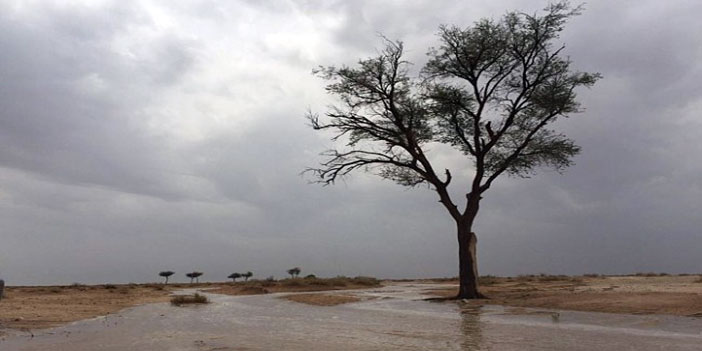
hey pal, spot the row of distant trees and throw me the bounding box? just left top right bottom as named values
left=158, top=271, right=206, bottom=284
left=227, top=272, right=252, bottom=282
left=157, top=267, right=302, bottom=284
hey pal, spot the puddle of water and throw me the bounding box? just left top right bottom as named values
left=1, top=283, right=701, bottom=350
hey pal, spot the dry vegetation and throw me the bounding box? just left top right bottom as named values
left=282, top=293, right=362, bottom=306
left=170, top=293, right=209, bottom=306
left=208, top=276, right=381, bottom=296
left=427, top=274, right=702, bottom=317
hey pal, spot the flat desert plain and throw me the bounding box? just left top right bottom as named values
left=1, top=275, right=701, bottom=332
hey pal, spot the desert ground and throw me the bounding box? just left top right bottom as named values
left=1, top=274, right=701, bottom=331
left=0, top=276, right=380, bottom=330
left=426, top=274, right=702, bottom=317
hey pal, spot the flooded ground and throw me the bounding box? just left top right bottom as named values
left=1, top=283, right=701, bottom=350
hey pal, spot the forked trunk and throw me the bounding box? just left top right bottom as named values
left=457, top=225, right=483, bottom=299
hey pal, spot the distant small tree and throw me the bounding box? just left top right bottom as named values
left=186, top=272, right=203, bottom=284
left=228, top=272, right=242, bottom=282
left=287, top=267, right=301, bottom=278
left=243, top=271, right=253, bottom=281
left=159, top=271, right=174, bottom=284
left=0, top=279, right=4, bottom=300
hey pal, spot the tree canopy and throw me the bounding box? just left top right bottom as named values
left=307, top=2, right=599, bottom=298
left=308, top=2, right=599, bottom=213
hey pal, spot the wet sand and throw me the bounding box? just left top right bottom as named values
left=1, top=275, right=701, bottom=332
left=427, top=275, right=702, bottom=317
left=0, top=277, right=380, bottom=330
left=2, top=283, right=701, bottom=351
left=0, top=283, right=173, bottom=330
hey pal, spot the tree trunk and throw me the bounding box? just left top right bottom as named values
left=457, top=225, right=483, bottom=299
left=165, top=276, right=169, bottom=284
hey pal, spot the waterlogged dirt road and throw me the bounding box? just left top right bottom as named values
left=2, top=283, right=702, bottom=350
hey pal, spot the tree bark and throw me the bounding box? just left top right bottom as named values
left=457, top=225, right=484, bottom=299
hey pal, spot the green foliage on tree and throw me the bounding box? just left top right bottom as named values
left=307, top=2, right=599, bottom=298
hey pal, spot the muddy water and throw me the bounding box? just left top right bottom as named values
left=1, top=283, right=702, bottom=350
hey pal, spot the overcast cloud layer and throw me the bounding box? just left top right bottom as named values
left=1, top=0, right=701, bottom=285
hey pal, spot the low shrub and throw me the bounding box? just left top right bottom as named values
left=70, top=283, right=86, bottom=290
left=431, top=277, right=459, bottom=282
left=537, top=274, right=570, bottom=282
left=350, top=276, right=380, bottom=286
left=633, top=272, right=673, bottom=277
left=240, top=286, right=269, bottom=294
left=479, top=275, right=500, bottom=285
left=307, top=278, right=333, bottom=286
left=282, top=279, right=304, bottom=287
left=170, top=293, right=209, bottom=306
left=326, top=278, right=349, bottom=287
left=260, top=277, right=277, bottom=287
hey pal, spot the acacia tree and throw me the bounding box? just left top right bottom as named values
left=307, top=3, right=599, bottom=299
left=228, top=272, right=242, bottom=282
left=243, top=271, right=253, bottom=281
left=186, top=272, right=203, bottom=284
left=159, top=271, right=174, bottom=284
left=287, top=267, right=301, bottom=278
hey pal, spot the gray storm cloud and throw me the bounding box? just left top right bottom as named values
left=0, top=0, right=701, bottom=285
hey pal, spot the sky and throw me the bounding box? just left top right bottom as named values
left=1, top=0, right=701, bottom=286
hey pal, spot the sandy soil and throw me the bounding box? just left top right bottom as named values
left=2, top=275, right=700, bottom=332
left=428, top=275, right=702, bottom=317
left=0, top=278, right=381, bottom=331
left=0, top=283, right=173, bottom=330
